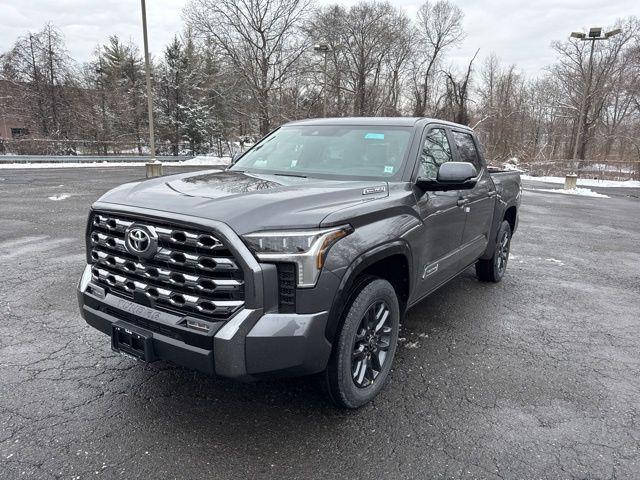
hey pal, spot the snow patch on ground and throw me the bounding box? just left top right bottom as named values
left=535, top=187, right=610, bottom=198
left=510, top=254, right=565, bottom=266
left=48, top=193, right=71, bottom=201
left=522, top=175, right=639, bottom=188
left=545, top=258, right=565, bottom=266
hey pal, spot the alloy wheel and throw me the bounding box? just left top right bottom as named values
left=351, top=301, right=392, bottom=388
left=496, top=230, right=510, bottom=275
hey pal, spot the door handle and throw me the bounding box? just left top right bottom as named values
left=487, top=190, right=497, bottom=198
left=457, top=198, right=469, bottom=207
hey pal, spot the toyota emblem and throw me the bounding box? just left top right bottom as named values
left=124, top=225, right=158, bottom=258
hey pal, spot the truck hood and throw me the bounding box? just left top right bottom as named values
left=95, top=169, right=389, bottom=234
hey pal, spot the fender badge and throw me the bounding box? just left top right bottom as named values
left=422, top=264, right=439, bottom=279
left=362, top=185, right=386, bottom=195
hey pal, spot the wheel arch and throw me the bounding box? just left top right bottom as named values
left=504, top=205, right=517, bottom=233
left=325, top=240, right=413, bottom=342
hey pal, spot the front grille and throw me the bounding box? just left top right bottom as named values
left=88, top=212, right=244, bottom=321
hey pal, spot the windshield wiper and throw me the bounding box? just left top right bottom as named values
left=273, top=172, right=307, bottom=178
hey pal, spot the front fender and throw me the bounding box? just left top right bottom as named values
left=324, top=239, right=413, bottom=343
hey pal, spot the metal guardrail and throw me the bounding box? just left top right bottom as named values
left=0, top=155, right=196, bottom=164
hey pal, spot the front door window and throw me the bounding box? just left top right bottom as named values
left=419, top=128, right=453, bottom=179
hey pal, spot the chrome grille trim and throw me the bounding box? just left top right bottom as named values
left=91, top=232, right=239, bottom=273
left=155, top=247, right=238, bottom=272
left=91, top=250, right=243, bottom=292
left=91, top=267, right=243, bottom=316
left=89, top=212, right=245, bottom=320
left=93, top=214, right=224, bottom=250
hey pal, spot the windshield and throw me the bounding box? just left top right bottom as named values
left=230, top=125, right=413, bottom=180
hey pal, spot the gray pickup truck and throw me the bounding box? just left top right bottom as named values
left=78, top=117, right=521, bottom=408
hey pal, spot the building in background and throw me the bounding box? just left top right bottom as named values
left=0, top=79, right=33, bottom=144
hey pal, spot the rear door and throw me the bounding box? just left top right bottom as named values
left=412, top=125, right=468, bottom=297
left=450, top=130, right=497, bottom=263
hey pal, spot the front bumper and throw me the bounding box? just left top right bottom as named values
left=78, top=266, right=332, bottom=379
left=79, top=204, right=336, bottom=379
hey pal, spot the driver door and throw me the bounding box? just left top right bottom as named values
left=412, top=126, right=467, bottom=298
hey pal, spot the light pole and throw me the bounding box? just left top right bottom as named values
left=569, top=27, right=621, bottom=160
left=140, top=0, right=157, bottom=167
left=314, top=43, right=331, bottom=117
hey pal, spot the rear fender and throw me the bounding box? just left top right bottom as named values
left=480, top=201, right=517, bottom=260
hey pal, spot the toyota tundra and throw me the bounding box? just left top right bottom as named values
left=78, top=117, right=521, bottom=408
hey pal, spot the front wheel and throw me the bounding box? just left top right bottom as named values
left=476, top=220, right=512, bottom=283
left=324, top=278, right=400, bottom=409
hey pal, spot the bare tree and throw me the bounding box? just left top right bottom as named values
left=306, top=5, right=351, bottom=117
left=1, top=10, right=639, bottom=179
left=475, top=55, right=529, bottom=161
left=412, top=0, right=465, bottom=116
left=185, top=0, right=311, bottom=135
left=1, top=23, right=75, bottom=140
left=308, top=2, right=409, bottom=117
left=441, top=49, right=479, bottom=125
left=552, top=18, right=638, bottom=159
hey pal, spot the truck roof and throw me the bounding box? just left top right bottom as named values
left=284, top=117, right=472, bottom=131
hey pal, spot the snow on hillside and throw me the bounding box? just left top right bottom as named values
left=0, top=161, right=151, bottom=169
left=522, top=175, right=639, bottom=188
left=178, top=156, right=231, bottom=166
left=534, top=187, right=610, bottom=198
left=0, top=156, right=231, bottom=169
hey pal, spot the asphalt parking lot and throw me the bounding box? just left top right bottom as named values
left=1, top=167, right=639, bottom=479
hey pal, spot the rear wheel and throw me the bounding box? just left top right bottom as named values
left=476, top=220, right=512, bottom=283
left=324, top=278, right=400, bottom=409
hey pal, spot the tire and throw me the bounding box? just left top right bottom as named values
left=476, top=220, right=512, bottom=283
left=324, top=278, right=400, bottom=409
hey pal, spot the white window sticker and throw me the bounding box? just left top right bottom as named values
left=384, top=166, right=394, bottom=173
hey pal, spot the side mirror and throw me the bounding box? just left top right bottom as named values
left=416, top=162, right=478, bottom=191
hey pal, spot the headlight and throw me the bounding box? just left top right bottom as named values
left=243, top=226, right=352, bottom=288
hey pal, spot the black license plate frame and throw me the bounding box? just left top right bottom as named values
left=111, top=322, right=156, bottom=362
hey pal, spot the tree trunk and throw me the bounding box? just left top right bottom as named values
left=259, top=54, right=270, bottom=135
left=47, top=30, right=58, bottom=136
left=257, top=87, right=270, bottom=136
left=29, top=34, right=48, bottom=136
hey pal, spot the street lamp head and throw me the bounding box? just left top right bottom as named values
left=570, top=27, right=622, bottom=41
left=588, top=27, right=602, bottom=38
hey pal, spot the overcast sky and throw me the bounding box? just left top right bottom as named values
left=1, top=0, right=637, bottom=77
